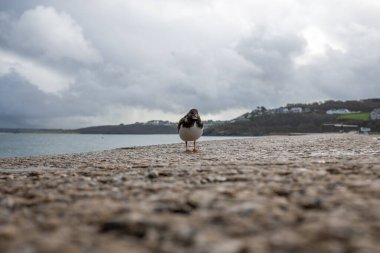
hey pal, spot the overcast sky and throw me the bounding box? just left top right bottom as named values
left=1, top=0, right=379, bottom=128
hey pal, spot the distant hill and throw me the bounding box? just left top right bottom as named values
left=74, top=120, right=225, bottom=134
left=286, top=98, right=380, bottom=113
left=75, top=122, right=177, bottom=134
left=0, top=128, right=73, bottom=134
left=1, top=98, right=379, bottom=135
left=0, top=120, right=223, bottom=135
left=204, top=98, right=380, bottom=136
left=0, top=121, right=177, bottom=135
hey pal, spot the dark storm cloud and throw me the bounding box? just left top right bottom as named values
left=1, top=1, right=380, bottom=128
left=0, top=72, right=60, bottom=128
left=0, top=71, right=107, bottom=128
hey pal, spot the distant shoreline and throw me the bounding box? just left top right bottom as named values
left=1, top=130, right=379, bottom=137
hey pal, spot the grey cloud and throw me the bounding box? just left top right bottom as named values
left=236, top=29, right=306, bottom=82
left=0, top=71, right=108, bottom=128
left=1, top=1, right=380, bottom=128
left=298, top=49, right=380, bottom=101
left=1, top=6, right=101, bottom=67
left=0, top=72, right=61, bottom=128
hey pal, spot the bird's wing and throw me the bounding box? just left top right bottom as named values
left=196, top=118, right=203, bottom=128
left=178, top=117, right=185, bottom=132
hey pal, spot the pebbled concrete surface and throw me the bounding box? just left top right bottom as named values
left=0, top=133, right=379, bottom=253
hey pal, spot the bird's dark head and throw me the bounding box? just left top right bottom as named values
left=188, top=108, right=200, bottom=120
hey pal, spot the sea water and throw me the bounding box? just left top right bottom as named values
left=0, top=133, right=243, bottom=158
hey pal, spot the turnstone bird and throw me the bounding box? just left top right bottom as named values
left=178, top=109, right=204, bottom=152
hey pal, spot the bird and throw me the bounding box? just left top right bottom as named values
left=178, top=109, right=204, bottom=152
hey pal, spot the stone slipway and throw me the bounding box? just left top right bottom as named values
left=0, top=134, right=379, bottom=253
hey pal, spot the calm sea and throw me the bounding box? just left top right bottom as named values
left=0, top=133, right=242, bottom=158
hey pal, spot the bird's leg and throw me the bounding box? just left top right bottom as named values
left=193, top=141, right=196, bottom=152
left=185, top=141, right=188, bottom=151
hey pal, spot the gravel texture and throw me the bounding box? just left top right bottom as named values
left=0, top=133, right=379, bottom=253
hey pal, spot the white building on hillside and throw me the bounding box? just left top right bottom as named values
left=371, top=108, right=380, bottom=120
left=290, top=107, right=303, bottom=113
left=275, top=107, right=289, bottom=113
left=326, top=109, right=350, bottom=115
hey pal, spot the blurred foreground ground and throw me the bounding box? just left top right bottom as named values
left=0, top=134, right=379, bottom=253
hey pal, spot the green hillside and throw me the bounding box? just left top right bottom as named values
left=337, top=113, right=370, bottom=120
left=205, top=98, right=380, bottom=136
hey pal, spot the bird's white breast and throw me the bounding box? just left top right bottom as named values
left=179, top=124, right=203, bottom=141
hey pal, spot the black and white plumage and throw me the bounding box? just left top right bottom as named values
left=178, top=109, right=203, bottom=152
